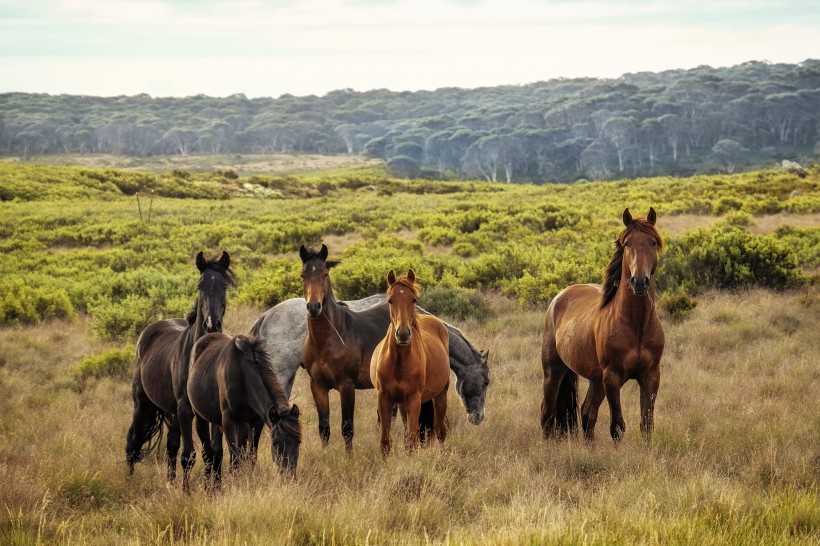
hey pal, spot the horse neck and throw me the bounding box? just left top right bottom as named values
left=307, top=286, right=345, bottom=342
left=239, top=351, right=290, bottom=421
left=612, top=272, right=656, bottom=330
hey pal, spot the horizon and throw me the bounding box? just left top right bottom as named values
left=2, top=0, right=820, bottom=99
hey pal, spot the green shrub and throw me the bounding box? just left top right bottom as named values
left=419, top=285, right=490, bottom=321
left=659, top=289, right=698, bottom=322
left=236, top=258, right=303, bottom=307
left=0, top=280, right=75, bottom=325
left=661, top=226, right=807, bottom=293
left=74, top=345, right=134, bottom=382
left=90, top=288, right=190, bottom=341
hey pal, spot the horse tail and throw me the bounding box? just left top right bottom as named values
left=248, top=313, right=265, bottom=338
left=125, top=397, right=167, bottom=470
left=555, top=369, right=579, bottom=435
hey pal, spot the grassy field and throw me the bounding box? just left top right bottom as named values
left=0, top=162, right=818, bottom=544
left=0, top=289, right=818, bottom=544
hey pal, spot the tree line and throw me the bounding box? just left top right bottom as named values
left=1, top=59, right=819, bottom=182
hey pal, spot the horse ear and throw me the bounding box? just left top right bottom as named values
left=482, top=349, right=490, bottom=362
left=195, top=251, right=206, bottom=272
left=623, top=208, right=633, bottom=227
left=407, top=269, right=416, bottom=282
left=647, top=207, right=657, bottom=225
left=319, top=244, right=328, bottom=261
left=289, top=404, right=300, bottom=418
left=299, top=245, right=310, bottom=263
left=218, top=251, right=230, bottom=270
left=387, top=269, right=397, bottom=286
left=269, top=406, right=281, bottom=424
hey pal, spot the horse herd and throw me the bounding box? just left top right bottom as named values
left=125, top=207, right=664, bottom=491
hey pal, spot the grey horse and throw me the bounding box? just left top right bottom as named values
left=250, top=294, right=489, bottom=425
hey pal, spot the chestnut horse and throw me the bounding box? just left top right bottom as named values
left=186, top=334, right=301, bottom=487
left=540, top=208, right=664, bottom=442
left=370, top=270, right=450, bottom=455
left=125, top=251, right=233, bottom=481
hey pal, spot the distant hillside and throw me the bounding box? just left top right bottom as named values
left=2, top=60, right=819, bottom=182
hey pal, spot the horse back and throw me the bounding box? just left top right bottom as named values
left=135, top=318, right=187, bottom=412
left=547, top=284, right=604, bottom=379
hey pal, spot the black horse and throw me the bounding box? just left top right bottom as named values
left=125, top=251, right=233, bottom=482
left=187, top=334, right=301, bottom=487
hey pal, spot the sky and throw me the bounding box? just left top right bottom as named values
left=1, top=0, right=819, bottom=99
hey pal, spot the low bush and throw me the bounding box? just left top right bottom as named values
left=419, top=285, right=491, bottom=321
left=74, top=345, right=135, bottom=382
left=661, top=226, right=807, bottom=293
left=659, top=289, right=698, bottom=322
left=0, top=280, right=75, bottom=325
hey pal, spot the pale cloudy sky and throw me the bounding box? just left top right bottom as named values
left=1, top=0, right=819, bottom=98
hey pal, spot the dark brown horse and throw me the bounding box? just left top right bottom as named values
left=300, top=244, right=391, bottom=452
left=540, top=208, right=665, bottom=442
left=187, top=334, right=301, bottom=486
left=125, top=251, right=233, bottom=481
left=370, top=270, right=449, bottom=456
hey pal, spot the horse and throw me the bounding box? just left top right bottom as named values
left=187, top=333, right=301, bottom=486
left=371, top=270, right=450, bottom=455
left=125, top=251, right=233, bottom=481
left=249, top=294, right=489, bottom=425
left=540, top=207, right=665, bottom=442
left=300, top=244, right=395, bottom=452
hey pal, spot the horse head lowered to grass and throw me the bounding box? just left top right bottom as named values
left=540, top=207, right=665, bottom=442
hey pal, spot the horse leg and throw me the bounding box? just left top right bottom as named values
left=540, top=359, right=567, bottom=438
left=165, top=416, right=181, bottom=482
left=177, top=398, right=196, bottom=493
left=222, top=411, right=242, bottom=473
left=581, top=378, right=606, bottom=442
left=404, top=392, right=422, bottom=451
left=246, top=417, right=264, bottom=470
left=195, top=415, right=214, bottom=482
left=339, top=381, right=356, bottom=453
left=310, top=379, right=331, bottom=446
left=433, top=383, right=449, bottom=443
left=210, top=424, right=224, bottom=490
left=377, top=391, right=393, bottom=457
left=639, top=365, right=660, bottom=440
left=603, top=368, right=626, bottom=442
left=418, top=401, right=434, bottom=445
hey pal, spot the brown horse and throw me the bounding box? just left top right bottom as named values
left=370, top=270, right=450, bottom=456
left=125, top=251, right=233, bottom=481
left=187, top=334, right=301, bottom=487
left=540, top=208, right=665, bottom=442
left=300, top=244, right=390, bottom=452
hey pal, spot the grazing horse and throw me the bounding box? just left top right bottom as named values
left=125, top=251, right=233, bottom=480
left=249, top=294, right=489, bottom=425
left=540, top=208, right=665, bottom=442
left=300, top=244, right=391, bottom=452
left=187, top=334, right=301, bottom=486
left=371, top=270, right=450, bottom=455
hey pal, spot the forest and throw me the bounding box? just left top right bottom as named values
left=2, top=60, right=819, bottom=183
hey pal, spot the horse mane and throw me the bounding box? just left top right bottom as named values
left=237, top=336, right=292, bottom=415
left=301, top=246, right=340, bottom=268
left=600, top=218, right=664, bottom=309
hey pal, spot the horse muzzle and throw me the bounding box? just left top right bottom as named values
left=205, top=316, right=221, bottom=333
left=467, top=409, right=485, bottom=425
left=395, top=329, right=412, bottom=345
left=629, top=276, right=650, bottom=296
left=306, top=302, right=322, bottom=318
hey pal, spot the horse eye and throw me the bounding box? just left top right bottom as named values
left=387, top=299, right=393, bottom=304
left=624, top=242, right=631, bottom=248
left=651, top=240, right=658, bottom=247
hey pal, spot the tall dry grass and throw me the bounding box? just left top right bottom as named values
left=0, top=289, right=818, bottom=544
